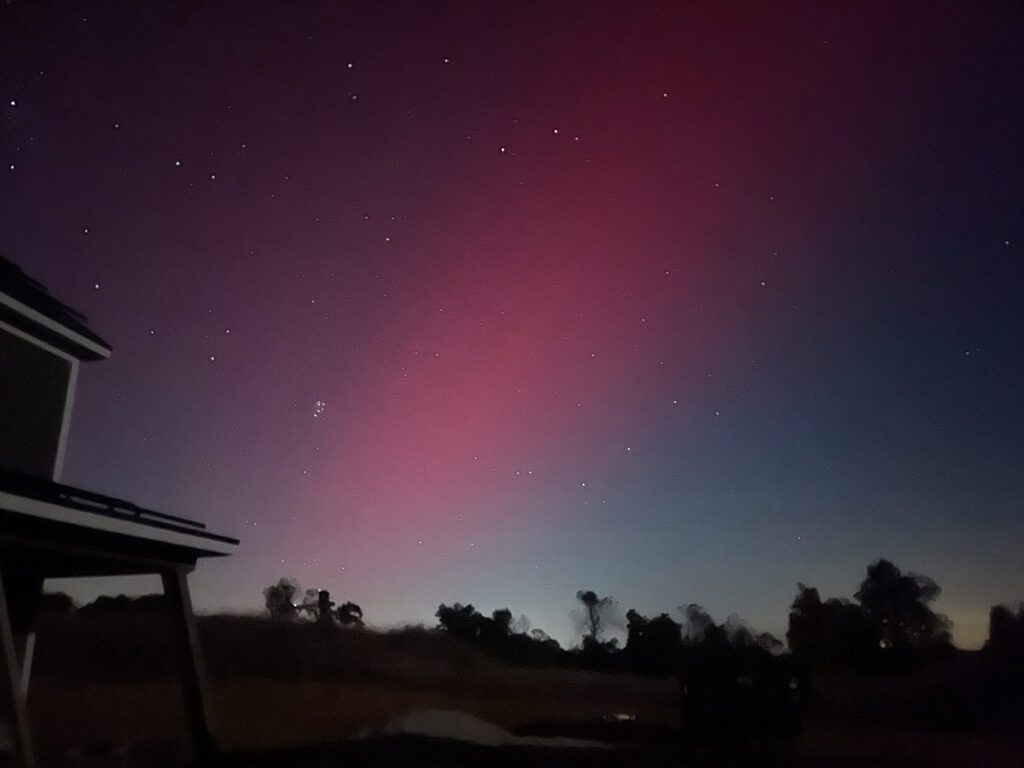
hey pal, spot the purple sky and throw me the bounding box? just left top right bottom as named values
left=2, top=2, right=1023, bottom=647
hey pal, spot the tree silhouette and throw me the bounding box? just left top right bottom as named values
left=337, top=601, right=364, bottom=628
left=987, top=602, right=1024, bottom=654
left=491, top=608, right=513, bottom=635
left=435, top=603, right=563, bottom=666
left=263, top=578, right=300, bottom=620
left=435, top=603, right=483, bottom=642
left=626, top=609, right=682, bottom=675
left=756, top=632, right=784, bottom=655
left=575, top=590, right=617, bottom=646
left=297, top=588, right=321, bottom=619
left=626, top=608, right=647, bottom=648
left=680, top=603, right=715, bottom=642
left=787, top=584, right=826, bottom=656
left=787, top=559, right=951, bottom=669
left=854, top=559, right=951, bottom=650
left=787, top=583, right=874, bottom=667
left=985, top=602, right=1024, bottom=711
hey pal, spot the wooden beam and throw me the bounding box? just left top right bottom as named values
left=161, top=566, right=217, bottom=764
left=0, top=568, right=34, bottom=768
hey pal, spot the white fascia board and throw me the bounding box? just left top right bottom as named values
left=0, top=491, right=236, bottom=556
left=0, top=291, right=110, bottom=359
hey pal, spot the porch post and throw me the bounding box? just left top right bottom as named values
left=0, top=568, right=34, bottom=768
left=161, top=565, right=217, bottom=764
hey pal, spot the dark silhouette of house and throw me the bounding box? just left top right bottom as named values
left=0, top=256, right=238, bottom=766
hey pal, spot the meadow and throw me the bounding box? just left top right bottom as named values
left=25, top=612, right=1024, bottom=767
left=28, top=614, right=679, bottom=763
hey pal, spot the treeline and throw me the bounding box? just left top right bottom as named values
left=258, top=558, right=1024, bottom=684
left=257, top=577, right=790, bottom=676
left=292, top=557, right=1021, bottom=739
left=44, top=557, right=1021, bottom=686
left=431, top=595, right=790, bottom=678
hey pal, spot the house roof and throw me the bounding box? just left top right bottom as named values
left=0, top=468, right=239, bottom=561
left=0, top=256, right=112, bottom=360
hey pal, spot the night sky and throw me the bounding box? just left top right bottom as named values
left=2, top=2, right=1022, bottom=648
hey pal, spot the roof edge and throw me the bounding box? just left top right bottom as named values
left=0, top=290, right=112, bottom=360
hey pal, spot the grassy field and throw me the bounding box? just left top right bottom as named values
left=24, top=613, right=1024, bottom=767
left=27, top=614, right=679, bottom=762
